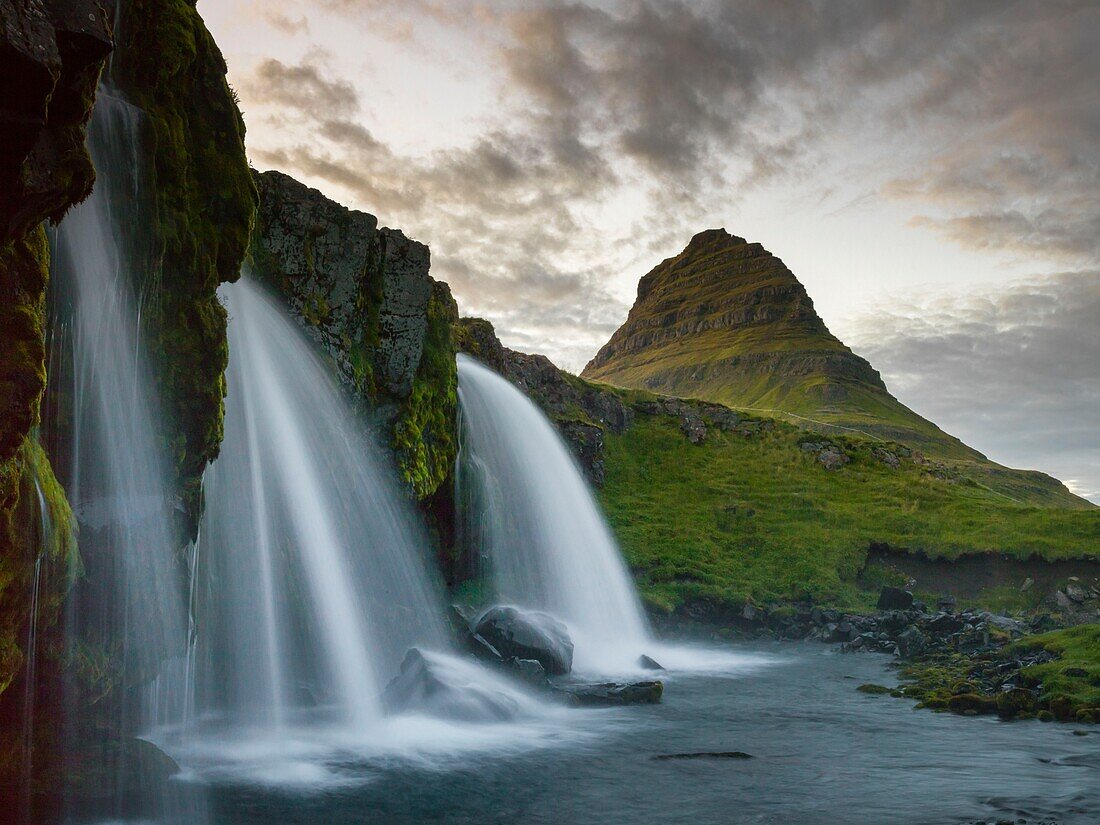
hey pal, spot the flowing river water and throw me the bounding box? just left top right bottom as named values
left=100, top=642, right=1097, bottom=825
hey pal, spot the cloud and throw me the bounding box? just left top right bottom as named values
left=262, top=10, right=310, bottom=35
left=226, top=0, right=1100, bottom=509
left=849, top=272, right=1100, bottom=502
left=243, top=57, right=359, bottom=115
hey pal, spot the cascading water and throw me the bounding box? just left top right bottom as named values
left=196, top=276, right=448, bottom=731
left=46, top=88, right=200, bottom=822
left=456, top=355, right=651, bottom=672
left=144, top=278, right=558, bottom=788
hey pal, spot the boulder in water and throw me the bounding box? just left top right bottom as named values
left=508, top=657, right=549, bottom=687
left=638, top=654, right=664, bottom=670
left=475, top=606, right=574, bottom=675
left=383, top=648, right=519, bottom=722
left=555, top=680, right=664, bottom=706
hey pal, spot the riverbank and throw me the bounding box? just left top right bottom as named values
left=650, top=586, right=1100, bottom=724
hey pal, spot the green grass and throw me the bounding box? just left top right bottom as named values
left=598, top=415, right=1100, bottom=612
left=1012, top=626, right=1100, bottom=718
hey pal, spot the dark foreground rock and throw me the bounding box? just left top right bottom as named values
left=475, top=606, right=575, bottom=675
left=554, top=680, right=664, bottom=707
left=383, top=648, right=519, bottom=722
left=653, top=751, right=752, bottom=761
left=876, top=586, right=914, bottom=611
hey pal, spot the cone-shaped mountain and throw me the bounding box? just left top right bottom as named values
left=583, top=229, right=979, bottom=458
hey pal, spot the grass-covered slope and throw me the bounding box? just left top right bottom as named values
left=459, top=318, right=1096, bottom=615
left=583, top=229, right=983, bottom=460
left=600, top=412, right=1099, bottom=612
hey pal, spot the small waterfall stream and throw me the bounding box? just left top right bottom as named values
left=196, top=277, right=448, bottom=733
left=456, top=355, right=651, bottom=673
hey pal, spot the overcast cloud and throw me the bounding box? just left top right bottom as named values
left=205, top=0, right=1100, bottom=500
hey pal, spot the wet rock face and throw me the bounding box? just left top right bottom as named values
left=382, top=648, right=520, bottom=722
left=475, top=606, right=575, bottom=676
left=252, top=170, right=433, bottom=399
left=0, top=0, right=112, bottom=238
left=252, top=170, right=459, bottom=502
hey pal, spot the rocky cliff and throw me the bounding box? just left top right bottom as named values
left=0, top=0, right=110, bottom=699
left=251, top=170, right=458, bottom=502
left=583, top=229, right=980, bottom=459
left=111, top=0, right=258, bottom=531
left=0, top=0, right=112, bottom=802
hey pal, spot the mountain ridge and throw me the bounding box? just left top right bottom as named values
left=583, top=228, right=984, bottom=460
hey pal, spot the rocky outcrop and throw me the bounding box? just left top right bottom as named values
left=0, top=0, right=109, bottom=692
left=554, top=680, right=664, bottom=706
left=0, top=0, right=112, bottom=239
left=382, top=648, right=520, bottom=721
left=0, top=0, right=111, bottom=806
left=251, top=170, right=458, bottom=501
left=474, top=606, right=575, bottom=675
left=111, top=0, right=258, bottom=531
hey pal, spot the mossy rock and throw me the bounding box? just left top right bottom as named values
left=857, top=683, right=891, bottom=696
left=112, top=0, right=258, bottom=532
left=947, top=693, right=996, bottom=714
left=995, top=688, right=1038, bottom=719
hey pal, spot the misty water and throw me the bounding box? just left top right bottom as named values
left=456, top=354, right=651, bottom=672
left=120, top=643, right=1097, bottom=825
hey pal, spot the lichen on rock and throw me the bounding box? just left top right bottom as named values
left=250, top=170, right=459, bottom=501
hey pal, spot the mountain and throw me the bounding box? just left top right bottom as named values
left=583, top=228, right=981, bottom=459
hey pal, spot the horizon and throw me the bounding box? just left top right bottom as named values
left=202, top=0, right=1099, bottom=501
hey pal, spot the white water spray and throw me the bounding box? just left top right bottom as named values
left=196, top=277, right=449, bottom=732
left=456, top=355, right=651, bottom=672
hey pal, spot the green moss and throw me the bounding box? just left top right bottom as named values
left=0, top=230, right=80, bottom=696
left=0, top=230, right=50, bottom=461
left=856, top=683, right=891, bottom=695
left=1010, top=626, right=1100, bottom=719
left=0, top=436, right=79, bottom=695
left=113, top=0, right=258, bottom=530
left=895, top=628, right=1100, bottom=723
left=394, top=283, right=459, bottom=499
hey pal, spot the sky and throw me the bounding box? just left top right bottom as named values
left=200, top=0, right=1100, bottom=502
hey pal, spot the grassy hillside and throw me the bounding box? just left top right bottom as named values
left=458, top=318, right=1095, bottom=616
left=583, top=229, right=987, bottom=460
left=596, top=407, right=1099, bottom=613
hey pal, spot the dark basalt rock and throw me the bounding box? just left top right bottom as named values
left=653, top=751, right=752, bottom=761
left=876, top=586, right=914, bottom=611
left=0, top=0, right=112, bottom=237
left=555, top=680, right=664, bottom=706
left=475, top=606, right=575, bottom=675
left=251, top=170, right=459, bottom=501
left=252, top=170, right=432, bottom=400
left=508, top=658, right=549, bottom=687
left=383, top=648, right=519, bottom=722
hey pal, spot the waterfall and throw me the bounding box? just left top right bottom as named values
left=194, top=276, right=449, bottom=733
left=44, top=89, right=204, bottom=825
left=456, top=355, right=651, bottom=673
